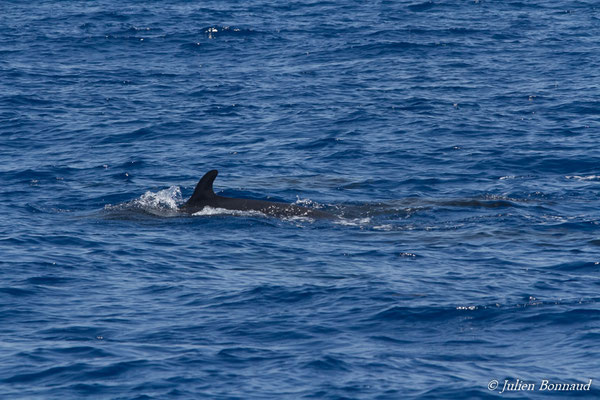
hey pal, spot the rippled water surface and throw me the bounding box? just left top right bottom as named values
left=1, top=1, right=600, bottom=399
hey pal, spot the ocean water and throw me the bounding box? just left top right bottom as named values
left=1, top=0, right=600, bottom=399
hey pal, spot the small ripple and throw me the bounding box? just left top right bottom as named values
left=548, top=261, right=600, bottom=272
left=39, top=326, right=109, bottom=342
left=3, top=363, right=90, bottom=384
left=201, top=26, right=259, bottom=39
left=408, top=1, right=435, bottom=12
left=0, top=287, right=35, bottom=297
left=24, top=276, right=72, bottom=286
left=304, top=355, right=350, bottom=372
left=216, top=347, right=290, bottom=363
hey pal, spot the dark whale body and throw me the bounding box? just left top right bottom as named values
left=180, top=170, right=332, bottom=218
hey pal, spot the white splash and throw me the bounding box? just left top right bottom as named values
left=103, top=186, right=183, bottom=217
left=294, top=196, right=324, bottom=209
left=192, top=206, right=268, bottom=217
left=135, top=186, right=182, bottom=210
left=456, top=305, right=478, bottom=311
left=334, top=217, right=371, bottom=226
left=565, top=175, right=600, bottom=181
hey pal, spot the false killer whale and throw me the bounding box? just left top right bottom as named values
left=180, top=170, right=332, bottom=218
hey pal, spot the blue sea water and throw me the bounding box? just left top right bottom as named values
left=1, top=0, right=600, bottom=398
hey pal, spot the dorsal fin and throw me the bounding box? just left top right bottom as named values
left=187, top=170, right=218, bottom=204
